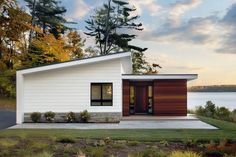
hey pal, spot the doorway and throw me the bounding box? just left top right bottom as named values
left=135, top=86, right=148, bottom=114
left=129, top=82, right=153, bottom=115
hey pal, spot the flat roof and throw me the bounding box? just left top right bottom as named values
left=122, top=74, right=198, bottom=81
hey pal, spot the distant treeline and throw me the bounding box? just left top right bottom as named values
left=188, top=85, right=236, bottom=92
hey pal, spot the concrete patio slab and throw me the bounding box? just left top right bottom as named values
left=9, top=119, right=217, bottom=130
left=122, top=114, right=198, bottom=121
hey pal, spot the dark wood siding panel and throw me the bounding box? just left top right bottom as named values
left=154, top=80, right=187, bottom=116
left=122, top=80, right=130, bottom=116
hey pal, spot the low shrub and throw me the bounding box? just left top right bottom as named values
left=63, top=144, right=81, bottom=154
left=44, top=111, right=55, bottom=122
left=84, top=147, right=105, bottom=157
left=159, top=140, right=169, bottom=146
left=229, top=109, right=236, bottom=122
left=65, top=112, right=76, bottom=122
left=170, top=151, right=200, bottom=157
left=183, top=139, right=198, bottom=148
left=127, top=140, right=140, bottom=146
left=128, top=148, right=167, bottom=157
left=76, top=150, right=86, bottom=157
left=195, top=101, right=236, bottom=123
left=195, top=106, right=205, bottom=116
left=105, top=117, right=109, bottom=122
left=56, top=137, right=75, bottom=144
left=215, top=107, right=231, bottom=121
left=93, top=140, right=106, bottom=146
left=187, top=109, right=195, bottom=114
left=195, top=101, right=216, bottom=117
left=79, top=110, right=90, bottom=122
left=30, top=112, right=41, bottom=122
left=112, top=143, right=127, bottom=149
left=104, top=137, right=112, bottom=145
left=34, top=151, right=54, bottom=157
left=205, top=101, right=216, bottom=117
left=203, top=150, right=224, bottom=157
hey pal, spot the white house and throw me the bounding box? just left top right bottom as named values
left=16, top=52, right=197, bottom=124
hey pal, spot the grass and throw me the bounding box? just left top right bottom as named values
left=170, top=151, right=201, bottom=157
left=128, top=148, right=167, bottom=157
left=0, top=96, right=15, bottom=110
left=83, top=147, right=105, bottom=157
left=0, top=138, right=18, bottom=147
left=28, top=139, right=50, bottom=150
left=34, top=151, right=54, bottom=157
left=0, top=116, right=236, bottom=141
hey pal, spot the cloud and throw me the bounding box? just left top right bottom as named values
left=135, top=0, right=213, bottom=44
left=168, top=0, right=202, bottom=27
left=216, top=3, right=236, bottom=54
left=63, top=0, right=91, bottom=20
left=166, top=65, right=206, bottom=72
left=135, top=1, right=236, bottom=54
left=141, top=16, right=224, bottom=46
left=145, top=53, right=206, bottom=73
left=128, top=0, right=161, bottom=16
left=222, top=3, right=236, bottom=26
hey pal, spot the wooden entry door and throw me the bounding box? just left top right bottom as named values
left=135, top=86, right=148, bottom=113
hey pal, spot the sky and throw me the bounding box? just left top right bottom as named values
left=18, top=0, right=236, bottom=86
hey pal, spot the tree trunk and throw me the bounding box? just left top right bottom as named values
left=29, top=0, right=37, bottom=44
left=103, top=0, right=111, bottom=55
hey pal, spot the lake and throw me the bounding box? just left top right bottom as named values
left=188, top=92, right=236, bottom=111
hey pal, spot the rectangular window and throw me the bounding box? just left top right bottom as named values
left=91, top=83, right=113, bottom=106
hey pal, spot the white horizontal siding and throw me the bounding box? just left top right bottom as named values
left=121, top=57, right=132, bottom=74
left=23, top=59, right=122, bottom=113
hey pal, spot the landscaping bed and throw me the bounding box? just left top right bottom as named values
left=0, top=137, right=236, bottom=157
left=0, top=116, right=236, bottom=156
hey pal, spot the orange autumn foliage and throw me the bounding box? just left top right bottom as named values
left=31, top=34, right=71, bottom=62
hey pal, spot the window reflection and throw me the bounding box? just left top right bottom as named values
left=129, top=86, right=135, bottom=114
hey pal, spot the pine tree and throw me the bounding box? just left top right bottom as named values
left=85, top=0, right=147, bottom=55
left=25, top=0, right=69, bottom=38
left=84, top=0, right=160, bottom=73
left=23, top=0, right=84, bottom=68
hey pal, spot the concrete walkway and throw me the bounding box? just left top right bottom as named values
left=10, top=119, right=217, bottom=130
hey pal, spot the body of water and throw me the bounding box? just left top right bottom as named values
left=188, top=92, right=236, bottom=111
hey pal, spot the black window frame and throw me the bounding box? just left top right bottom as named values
left=90, top=83, right=113, bottom=106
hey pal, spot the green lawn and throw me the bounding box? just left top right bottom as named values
left=0, top=96, right=16, bottom=110
left=0, top=116, right=236, bottom=141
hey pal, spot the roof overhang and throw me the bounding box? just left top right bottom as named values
left=122, top=74, right=198, bottom=81
left=17, top=52, right=131, bottom=75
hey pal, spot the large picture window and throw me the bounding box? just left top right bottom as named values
left=91, top=83, right=113, bottom=106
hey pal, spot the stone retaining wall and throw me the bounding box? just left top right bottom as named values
left=24, top=112, right=122, bottom=123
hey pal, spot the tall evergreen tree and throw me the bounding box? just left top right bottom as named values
left=85, top=0, right=147, bottom=55
left=85, top=0, right=161, bottom=74
left=22, top=0, right=84, bottom=68
left=25, top=0, right=68, bottom=38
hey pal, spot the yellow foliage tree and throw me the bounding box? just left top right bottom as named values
left=31, top=34, right=71, bottom=62
left=0, top=0, right=31, bottom=97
